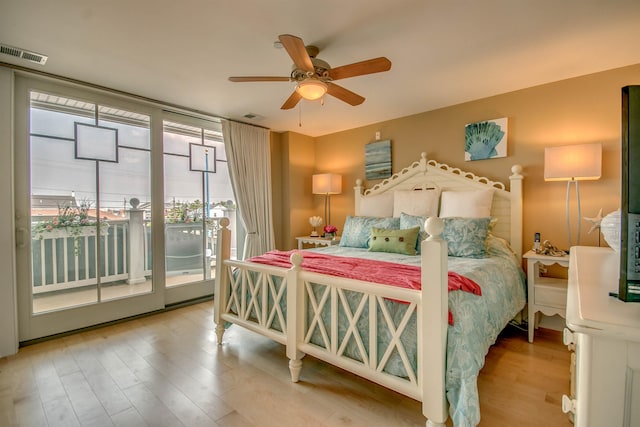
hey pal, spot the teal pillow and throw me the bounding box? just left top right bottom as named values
left=399, top=212, right=428, bottom=254
left=340, top=216, right=400, bottom=248
left=368, top=226, right=420, bottom=255
left=440, top=217, right=491, bottom=258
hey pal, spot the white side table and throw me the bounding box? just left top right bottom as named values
left=523, top=250, right=570, bottom=343
left=296, top=236, right=340, bottom=250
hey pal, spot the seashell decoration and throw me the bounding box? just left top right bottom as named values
left=309, top=216, right=323, bottom=237
left=465, top=121, right=505, bottom=160
left=600, top=209, right=621, bottom=252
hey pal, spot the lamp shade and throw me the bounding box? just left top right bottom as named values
left=544, top=143, right=602, bottom=181
left=312, top=173, right=342, bottom=194
left=296, top=80, right=328, bottom=101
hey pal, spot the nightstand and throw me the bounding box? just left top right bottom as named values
left=296, top=236, right=340, bottom=250
left=523, top=250, right=570, bottom=343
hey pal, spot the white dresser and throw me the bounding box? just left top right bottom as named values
left=564, top=246, right=640, bottom=426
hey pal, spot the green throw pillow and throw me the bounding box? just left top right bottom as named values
left=368, top=226, right=420, bottom=255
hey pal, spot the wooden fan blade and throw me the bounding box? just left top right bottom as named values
left=281, top=91, right=302, bottom=110
left=229, top=76, right=290, bottom=82
left=328, top=57, right=391, bottom=80
left=326, top=82, right=365, bottom=106
left=278, top=34, right=314, bottom=73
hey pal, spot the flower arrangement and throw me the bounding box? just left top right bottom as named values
left=32, top=201, right=105, bottom=238
left=165, top=200, right=220, bottom=227
left=323, top=224, right=338, bottom=238
left=32, top=200, right=108, bottom=255
left=166, top=200, right=205, bottom=224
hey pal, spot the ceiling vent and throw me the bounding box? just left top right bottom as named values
left=243, top=113, right=263, bottom=120
left=0, top=43, right=48, bottom=65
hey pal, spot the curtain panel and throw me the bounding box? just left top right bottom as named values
left=221, top=120, right=275, bottom=259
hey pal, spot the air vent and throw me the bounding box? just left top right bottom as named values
left=243, top=113, right=263, bottom=120
left=0, top=43, right=48, bottom=65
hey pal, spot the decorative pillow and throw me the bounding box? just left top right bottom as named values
left=439, top=217, right=492, bottom=258
left=439, top=189, right=494, bottom=218
left=399, top=212, right=428, bottom=253
left=393, top=189, right=441, bottom=218
left=368, top=226, right=420, bottom=256
left=339, top=216, right=400, bottom=248
left=358, top=192, right=394, bottom=217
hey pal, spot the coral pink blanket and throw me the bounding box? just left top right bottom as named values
left=248, top=250, right=482, bottom=325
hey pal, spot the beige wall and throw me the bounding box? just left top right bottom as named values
left=270, top=132, right=284, bottom=249
left=273, top=131, right=316, bottom=250
left=276, top=63, right=640, bottom=253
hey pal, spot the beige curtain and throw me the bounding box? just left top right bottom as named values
left=221, top=120, right=275, bottom=259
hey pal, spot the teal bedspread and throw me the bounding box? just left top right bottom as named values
left=308, top=236, right=526, bottom=427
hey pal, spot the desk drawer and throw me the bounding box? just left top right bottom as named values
left=535, top=277, right=568, bottom=308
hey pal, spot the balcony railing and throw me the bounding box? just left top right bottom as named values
left=31, top=213, right=233, bottom=295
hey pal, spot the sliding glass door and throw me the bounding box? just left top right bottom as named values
left=162, top=113, right=239, bottom=304
left=13, top=75, right=242, bottom=340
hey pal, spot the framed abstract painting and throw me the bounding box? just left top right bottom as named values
left=365, top=139, right=392, bottom=180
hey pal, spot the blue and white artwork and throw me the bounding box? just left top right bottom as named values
left=365, top=139, right=392, bottom=180
left=465, top=118, right=508, bottom=161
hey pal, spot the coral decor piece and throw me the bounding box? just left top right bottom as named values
left=584, top=208, right=603, bottom=234
left=309, top=216, right=323, bottom=237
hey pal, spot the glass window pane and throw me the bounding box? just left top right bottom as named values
left=163, top=121, right=201, bottom=155
left=100, top=147, right=152, bottom=302
left=30, top=134, right=99, bottom=312
left=163, top=117, right=240, bottom=286
left=29, top=90, right=153, bottom=311
left=99, top=119, right=150, bottom=150
left=164, top=153, right=206, bottom=285
left=30, top=91, right=95, bottom=139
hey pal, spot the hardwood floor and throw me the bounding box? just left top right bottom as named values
left=0, top=302, right=572, bottom=426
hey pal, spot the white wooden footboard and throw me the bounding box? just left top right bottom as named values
left=213, top=217, right=449, bottom=427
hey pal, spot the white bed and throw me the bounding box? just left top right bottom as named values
left=214, top=153, right=524, bottom=426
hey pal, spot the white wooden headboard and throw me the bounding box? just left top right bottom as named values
left=354, top=152, right=524, bottom=259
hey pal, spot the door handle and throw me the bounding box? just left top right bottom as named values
left=16, top=227, right=27, bottom=248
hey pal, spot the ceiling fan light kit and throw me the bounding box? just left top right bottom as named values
left=296, top=79, right=327, bottom=101
left=228, top=34, right=391, bottom=110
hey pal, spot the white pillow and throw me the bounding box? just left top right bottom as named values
left=393, top=189, right=441, bottom=217
left=439, top=189, right=494, bottom=218
left=358, top=192, right=394, bottom=217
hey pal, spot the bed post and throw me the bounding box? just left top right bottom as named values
left=421, top=217, right=448, bottom=427
left=214, top=217, right=231, bottom=345
left=287, top=252, right=305, bottom=382
left=354, top=179, right=364, bottom=216
left=509, top=165, right=524, bottom=260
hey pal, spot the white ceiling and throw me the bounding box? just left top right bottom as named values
left=2, top=0, right=640, bottom=137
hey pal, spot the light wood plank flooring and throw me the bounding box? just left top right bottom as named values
left=0, top=302, right=572, bottom=426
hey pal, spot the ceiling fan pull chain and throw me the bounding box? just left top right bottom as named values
left=298, top=103, right=302, bottom=127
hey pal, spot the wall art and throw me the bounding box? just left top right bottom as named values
left=365, top=139, right=392, bottom=180
left=465, top=117, right=508, bottom=161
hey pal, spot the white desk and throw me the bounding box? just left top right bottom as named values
left=563, top=246, right=640, bottom=426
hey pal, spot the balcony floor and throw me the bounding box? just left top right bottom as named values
left=33, top=272, right=210, bottom=313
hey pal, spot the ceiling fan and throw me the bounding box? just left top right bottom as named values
left=229, top=34, right=392, bottom=110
